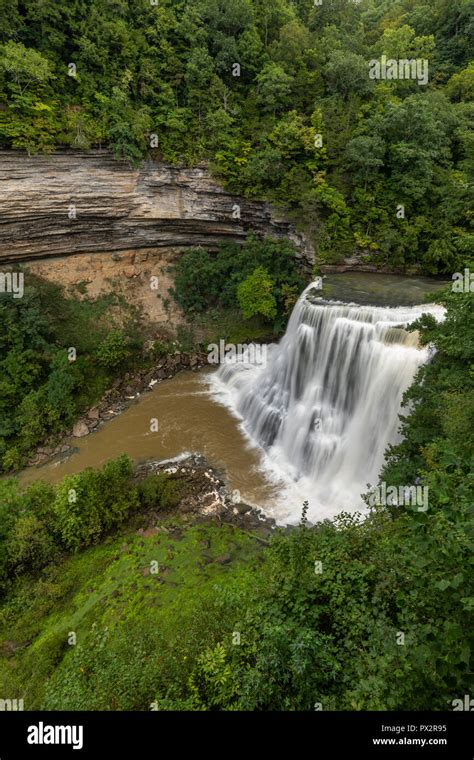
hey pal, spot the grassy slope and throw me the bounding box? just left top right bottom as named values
left=0, top=517, right=263, bottom=709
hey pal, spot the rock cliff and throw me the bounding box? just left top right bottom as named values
left=0, top=150, right=313, bottom=265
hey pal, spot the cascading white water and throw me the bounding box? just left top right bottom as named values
left=209, top=282, right=445, bottom=524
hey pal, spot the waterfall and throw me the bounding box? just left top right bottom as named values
left=209, top=282, right=445, bottom=523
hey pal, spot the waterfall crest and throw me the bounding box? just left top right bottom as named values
left=210, top=283, right=445, bottom=523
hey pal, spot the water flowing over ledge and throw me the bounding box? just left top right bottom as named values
left=209, top=283, right=445, bottom=524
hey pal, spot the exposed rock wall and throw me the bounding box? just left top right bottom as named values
left=26, top=248, right=185, bottom=329
left=0, top=150, right=313, bottom=266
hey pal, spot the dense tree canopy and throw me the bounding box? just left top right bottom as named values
left=0, top=0, right=472, bottom=273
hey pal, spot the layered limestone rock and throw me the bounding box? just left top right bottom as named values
left=0, top=150, right=313, bottom=265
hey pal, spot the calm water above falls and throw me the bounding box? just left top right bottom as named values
left=22, top=276, right=446, bottom=525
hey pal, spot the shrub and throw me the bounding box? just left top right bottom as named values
left=151, top=339, right=173, bottom=358
left=237, top=267, right=277, bottom=320
left=52, top=456, right=139, bottom=551
left=96, top=330, right=129, bottom=369
left=160, top=479, right=185, bottom=510
left=138, top=473, right=168, bottom=507
left=7, top=513, right=57, bottom=573
left=138, top=473, right=185, bottom=510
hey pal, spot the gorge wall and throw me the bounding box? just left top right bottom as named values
left=0, top=150, right=312, bottom=264
left=0, top=150, right=313, bottom=328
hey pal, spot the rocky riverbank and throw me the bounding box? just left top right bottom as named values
left=27, top=350, right=209, bottom=467
left=134, top=453, right=277, bottom=539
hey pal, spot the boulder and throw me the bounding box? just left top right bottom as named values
left=72, top=421, right=90, bottom=438
left=235, top=502, right=252, bottom=515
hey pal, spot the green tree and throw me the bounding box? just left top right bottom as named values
left=96, top=330, right=129, bottom=370
left=7, top=513, right=57, bottom=573
left=237, top=266, right=277, bottom=320
left=53, top=456, right=138, bottom=551
left=0, top=41, right=53, bottom=95
left=256, top=62, right=293, bottom=115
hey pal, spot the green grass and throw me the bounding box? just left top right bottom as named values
left=0, top=518, right=264, bottom=709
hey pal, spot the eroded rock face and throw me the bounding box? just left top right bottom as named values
left=0, top=150, right=313, bottom=265
left=24, top=248, right=186, bottom=327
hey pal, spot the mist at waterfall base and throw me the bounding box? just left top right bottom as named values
left=209, top=283, right=445, bottom=525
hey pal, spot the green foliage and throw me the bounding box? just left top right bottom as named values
left=0, top=457, right=190, bottom=596
left=151, top=338, right=174, bottom=359
left=0, top=0, right=470, bottom=271
left=96, top=329, right=129, bottom=369
left=256, top=63, right=293, bottom=114
left=175, top=324, right=196, bottom=354
left=0, top=455, right=140, bottom=592
left=0, top=41, right=53, bottom=95
left=53, top=456, right=139, bottom=551
left=237, top=266, right=277, bottom=320
left=138, top=473, right=184, bottom=510
left=138, top=474, right=167, bottom=508
left=0, top=274, right=142, bottom=473
left=7, top=513, right=57, bottom=574
left=171, top=235, right=304, bottom=327
left=160, top=479, right=185, bottom=510
left=188, top=643, right=239, bottom=710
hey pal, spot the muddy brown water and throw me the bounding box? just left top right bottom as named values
left=20, top=369, right=280, bottom=509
